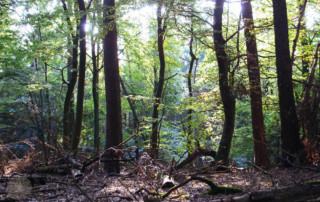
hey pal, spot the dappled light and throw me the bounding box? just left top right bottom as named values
left=1, top=0, right=320, bottom=201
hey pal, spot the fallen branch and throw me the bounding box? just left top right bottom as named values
left=232, top=183, right=320, bottom=202
left=82, top=122, right=143, bottom=171
left=162, top=176, right=241, bottom=199
left=174, top=148, right=216, bottom=170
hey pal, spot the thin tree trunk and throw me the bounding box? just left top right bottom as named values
left=120, top=77, right=139, bottom=126
left=301, top=43, right=320, bottom=163
left=103, top=0, right=123, bottom=174
left=72, top=0, right=86, bottom=151
left=150, top=0, right=166, bottom=159
left=44, top=61, right=54, bottom=145
left=187, top=34, right=196, bottom=152
left=92, top=39, right=100, bottom=153
left=241, top=0, right=270, bottom=169
left=272, top=0, right=303, bottom=165
left=91, top=4, right=100, bottom=153
left=213, top=0, right=236, bottom=165
left=61, top=0, right=78, bottom=150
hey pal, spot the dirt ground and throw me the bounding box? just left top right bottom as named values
left=1, top=155, right=320, bottom=202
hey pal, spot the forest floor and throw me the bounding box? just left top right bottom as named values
left=1, top=152, right=320, bottom=202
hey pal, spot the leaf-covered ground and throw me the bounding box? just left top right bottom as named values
left=1, top=154, right=320, bottom=202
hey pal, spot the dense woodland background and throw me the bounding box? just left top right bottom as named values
left=1, top=0, right=320, bottom=174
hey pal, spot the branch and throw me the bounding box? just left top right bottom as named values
left=291, top=0, right=308, bottom=66
left=164, top=73, right=178, bottom=81
left=86, top=0, right=94, bottom=10
left=225, top=27, right=244, bottom=43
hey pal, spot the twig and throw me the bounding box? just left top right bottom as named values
left=164, top=73, right=178, bottom=81
left=117, top=121, right=142, bottom=148
left=168, top=158, right=175, bottom=179
left=275, top=155, right=320, bottom=171
left=247, top=161, right=276, bottom=187
left=117, top=179, right=137, bottom=201
left=82, top=122, right=143, bottom=171
left=73, top=183, right=93, bottom=202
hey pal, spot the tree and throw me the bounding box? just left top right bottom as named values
left=91, top=0, right=101, bottom=153
left=213, top=0, right=236, bottom=165
left=272, top=0, right=303, bottom=165
left=71, top=0, right=87, bottom=151
left=61, top=0, right=78, bottom=151
left=103, top=0, right=123, bottom=174
left=187, top=33, right=197, bottom=152
left=301, top=43, right=320, bottom=163
left=241, top=0, right=270, bottom=168
left=149, top=0, right=168, bottom=159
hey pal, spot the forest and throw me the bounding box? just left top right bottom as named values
left=1, top=0, right=320, bottom=201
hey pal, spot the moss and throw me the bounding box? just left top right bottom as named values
left=305, top=181, right=320, bottom=185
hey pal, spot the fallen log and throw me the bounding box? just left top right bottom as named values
left=162, top=176, right=241, bottom=199
left=217, top=182, right=320, bottom=202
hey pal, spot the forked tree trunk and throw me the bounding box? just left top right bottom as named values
left=103, top=0, right=123, bottom=174
left=61, top=0, right=78, bottom=150
left=213, top=0, right=236, bottom=165
left=272, top=0, right=303, bottom=165
left=150, top=0, right=166, bottom=159
left=241, top=0, right=270, bottom=169
left=72, top=0, right=87, bottom=151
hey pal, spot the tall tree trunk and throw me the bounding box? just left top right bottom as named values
left=150, top=0, right=166, bottom=159
left=62, top=0, right=78, bottom=150
left=241, top=0, right=270, bottom=168
left=36, top=26, right=54, bottom=146
left=272, top=0, right=303, bottom=165
left=213, top=0, right=236, bottom=165
left=91, top=5, right=100, bottom=153
left=187, top=34, right=196, bottom=152
left=61, top=0, right=78, bottom=151
left=92, top=39, right=100, bottom=153
left=44, top=61, right=54, bottom=145
left=103, top=0, right=123, bottom=174
left=301, top=43, right=320, bottom=163
left=72, top=0, right=86, bottom=151
left=63, top=33, right=78, bottom=150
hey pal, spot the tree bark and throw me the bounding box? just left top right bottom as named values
left=213, top=0, right=236, bottom=165
left=272, top=0, right=303, bottom=165
left=72, top=0, right=87, bottom=151
left=103, top=0, right=123, bottom=174
left=150, top=0, right=166, bottom=159
left=241, top=0, right=270, bottom=169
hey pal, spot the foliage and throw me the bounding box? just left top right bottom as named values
left=1, top=0, right=320, bottom=166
